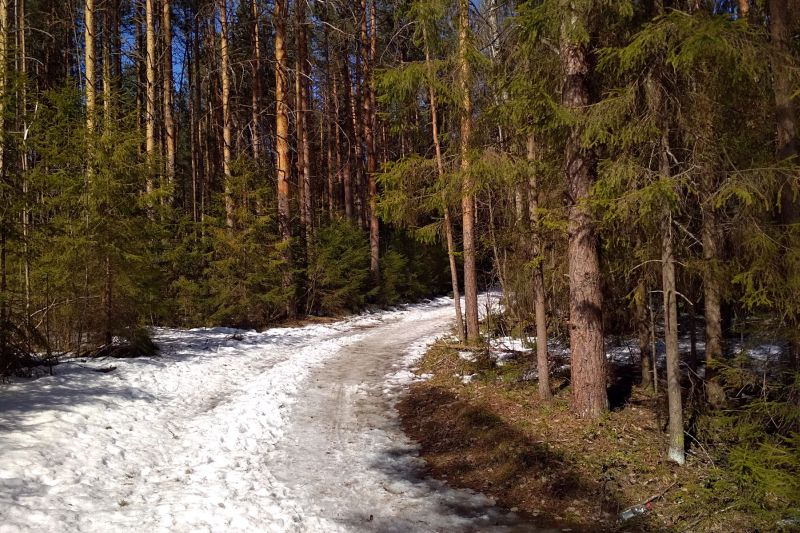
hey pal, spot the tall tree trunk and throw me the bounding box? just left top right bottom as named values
left=18, top=0, right=30, bottom=332
left=85, top=0, right=96, bottom=135
left=218, top=0, right=234, bottom=229
left=458, top=0, right=479, bottom=343
left=659, top=124, right=685, bottom=464
left=635, top=279, right=653, bottom=390
left=363, top=0, right=379, bottom=278
left=295, top=0, right=312, bottom=246
left=769, top=0, right=800, bottom=364
left=423, top=26, right=465, bottom=341
left=348, top=48, right=365, bottom=227
left=770, top=0, right=799, bottom=225
left=324, top=23, right=335, bottom=218
left=275, top=0, right=295, bottom=318
left=340, top=59, right=354, bottom=221
left=527, top=134, right=552, bottom=401
left=250, top=0, right=262, bottom=159
left=560, top=0, right=607, bottom=418
left=702, top=205, right=723, bottom=366
left=144, top=0, right=157, bottom=195
left=101, top=7, right=112, bottom=126
left=162, top=0, right=175, bottom=189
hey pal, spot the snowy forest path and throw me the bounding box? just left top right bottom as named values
left=0, top=298, right=548, bottom=532
left=270, top=301, right=549, bottom=532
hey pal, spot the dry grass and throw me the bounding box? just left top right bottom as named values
left=398, top=340, right=731, bottom=532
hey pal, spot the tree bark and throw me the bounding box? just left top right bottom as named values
left=250, top=0, right=262, bottom=159
left=769, top=0, right=800, bottom=365
left=275, top=0, right=295, bottom=318
left=363, top=0, right=379, bottom=278
left=84, top=0, right=96, bottom=135
left=770, top=0, right=799, bottom=225
left=560, top=0, right=607, bottom=418
left=662, top=213, right=684, bottom=464
left=458, top=0, right=479, bottom=343
left=295, top=0, right=312, bottom=246
left=702, top=206, right=723, bottom=365
left=342, top=58, right=356, bottom=223
left=162, top=0, right=175, bottom=189
left=423, top=26, right=465, bottom=342
left=218, top=0, right=234, bottom=229
left=144, top=0, right=157, bottom=195
left=659, top=125, right=685, bottom=464
left=527, top=134, right=552, bottom=400
left=635, top=280, right=653, bottom=390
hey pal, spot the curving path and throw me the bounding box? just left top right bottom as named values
left=0, top=298, right=550, bottom=532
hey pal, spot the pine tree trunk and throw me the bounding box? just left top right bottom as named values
left=348, top=51, right=365, bottom=227
left=18, top=0, right=30, bottom=332
left=424, top=27, right=465, bottom=342
left=332, top=64, right=346, bottom=219
left=458, top=0, right=479, bottom=343
left=659, top=122, right=685, bottom=464
left=162, top=0, right=175, bottom=189
left=769, top=0, right=800, bottom=365
left=145, top=0, right=157, bottom=195
left=662, top=212, right=685, bottom=464
left=363, top=0, right=379, bottom=278
left=635, top=280, right=653, bottom=390
left=702, top=206, right=723, bottom=365
left=85, top=0, right=96, bottom=135
left=250, top=0, right=262, bottom=159
left=295, top=0, right=312, bottom=247
left=102, top=9, right=112, bottom=125
left=527, top=134, right=552, bottom=401
left=218, top=0, right=233, bottom=229
left=324, top=24, right=335, bottom=218
left=342, top=59, right=357, bottom=223
left=275, top=0, right=295, bottom=318
left=560, top=0, right=607, bottom=418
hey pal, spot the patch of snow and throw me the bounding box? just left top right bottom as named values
left=461, top=374, right=477, bottom=384
left=1, top=294, right=540, bottom=532
left=458, top=351, right=477, bottom=362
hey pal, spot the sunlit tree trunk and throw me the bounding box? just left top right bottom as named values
left=218, top=0, right=233, bottom=229
left=250, top=0, right=262, bottom=159
left=85, top=0, right=96, bottom=135
left=527, top=134, right=552, bottom=401
left=18, top=0, right=30, bottom=331
left=295, top=0, right=312, bottom=246
left=145, top=0, right=157, bottom=195
left=458, top=0, right=479, bottom=343
left=275, top=0, right=295, bottom=318
left=560, top=0, right=607, bottom=418
left=340, top=59, right=354, bottom=221
left=162, top=0, right=175, bottom=189
left=423, top=26, right=465, bottom=342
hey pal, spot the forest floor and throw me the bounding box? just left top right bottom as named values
left=0, top=296, right=558, bottom=533
left=399, top=340, right=757, bottom=532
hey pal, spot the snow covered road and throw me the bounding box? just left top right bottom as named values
left=0, top=298, right=547, bottom=532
